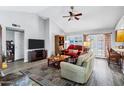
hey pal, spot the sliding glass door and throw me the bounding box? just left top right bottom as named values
left=88, top=34, right=106, bottom=58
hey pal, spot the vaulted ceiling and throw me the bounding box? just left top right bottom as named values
left=0, top=6, right=124, bottom=33
left=39, top=6, right=124, bottom=33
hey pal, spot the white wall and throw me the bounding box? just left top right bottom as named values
left=44, top=19, right=50, bottom=56
left=115, top=16, right=124, bottom=30
left=0, top=11, right=45, bottom=62
left=6, top=29, right=24, bottom=61
left=49, top=19, right=65, bottom=56
left=6, top=30, right=14, bottom=41
left=44, top=19, right=65, bottom=57
left=0, top=11, right=65, bottom=61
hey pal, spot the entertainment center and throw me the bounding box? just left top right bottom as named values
left=28, top=49, right=47, bottom=62
left=28, top=39, right=47, bottom=62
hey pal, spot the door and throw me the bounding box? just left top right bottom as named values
left=96, top=34, right=105, bottom=57
left=14, top=32, right=24, bottom=60
left=0, top=25, right=2, bottom=69
left=89, top=34, right=105, bottom=58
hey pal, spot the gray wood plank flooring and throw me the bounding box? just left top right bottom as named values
left=3, top=58, right=124, bottom=86
left=86, top=58, right=124, bottom=86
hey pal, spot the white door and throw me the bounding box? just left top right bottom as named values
left=96, top=34, right=105, bottom=57
left=14, top=32, right=24, bottom=60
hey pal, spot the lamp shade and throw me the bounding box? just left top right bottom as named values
left=83, top=41, right=90, bottom=47
left=116, top=29, right=124, bottom=42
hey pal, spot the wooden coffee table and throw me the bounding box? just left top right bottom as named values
left=48, top=55, right=70, bottom=69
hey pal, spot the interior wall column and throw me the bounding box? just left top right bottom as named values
left=0, top=25, right=2, bottom=69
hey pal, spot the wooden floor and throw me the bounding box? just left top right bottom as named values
left=3, top=59, right=47, bottom=75
left=87, top=58, right=124, bottom=86
left=3, top=58, right=124, bottom=86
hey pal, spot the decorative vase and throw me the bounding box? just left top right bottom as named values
left=2, top=62, right=8, bottom=69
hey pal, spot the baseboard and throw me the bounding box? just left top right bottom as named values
left=15, top=58, right=24, bottom=62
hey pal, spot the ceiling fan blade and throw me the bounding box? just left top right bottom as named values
left=75, top=17, right=79, bottom=20
left=63, top=16, right=70, bottom=17
left=74, top=13, right=82, bottom=16
left=69, top=12, right=73, bottom=16
left=68, top=18, right=71, bottom=21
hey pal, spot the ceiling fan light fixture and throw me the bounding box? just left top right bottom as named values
left=63, top=6, right=82, bottom=21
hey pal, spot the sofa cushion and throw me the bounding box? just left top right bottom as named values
left=75, top=45, right=82, bottom=50
left=81, top=54, right=94, bottom=67
left=76, top=50, right=93, bottom=66
left=76, top=53, right=88, bottom=66
left=84, top=50, right=93, bottom=58
left=67, top=45, right=75, bottom=50
left=67, top=49, right=79, bottom=57
left=67, top=52, right=78, bottom=57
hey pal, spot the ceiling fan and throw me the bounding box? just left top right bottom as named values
left=63, top=6, right=82, bottom=21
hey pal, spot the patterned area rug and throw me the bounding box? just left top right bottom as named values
left=20, top=62, right=82, bottom=86
left=20, top=59, right=124, bottom=86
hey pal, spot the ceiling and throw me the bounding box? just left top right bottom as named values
left=0, top=6, right=48, bottom=14
left=0, top=6, right=124, bottom=33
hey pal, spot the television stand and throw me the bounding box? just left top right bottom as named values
left=28, top=49, right=47, bottom=62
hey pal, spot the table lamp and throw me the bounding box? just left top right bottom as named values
left=83, top=41, right=90, bottom=48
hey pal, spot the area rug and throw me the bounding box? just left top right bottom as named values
left=20, top=62, right=82, bottom=86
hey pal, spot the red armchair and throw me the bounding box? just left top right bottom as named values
left=64, top=44, right=85, bottom=58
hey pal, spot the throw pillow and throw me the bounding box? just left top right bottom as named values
left=72, top=50, right=78, bottom=54
left=68, top=49, right=73, bottom=53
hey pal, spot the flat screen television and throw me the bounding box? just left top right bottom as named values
left=28, top=39, right=45, bottom=49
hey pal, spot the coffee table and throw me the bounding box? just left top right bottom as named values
left=48, top=55, right=70, bottom=69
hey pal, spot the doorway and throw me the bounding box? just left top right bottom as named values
left=6, top=27, right=24, bottom=62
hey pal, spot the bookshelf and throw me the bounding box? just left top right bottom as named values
left=6, top=40, right=15, bottom=62
left=55, top=35, right=64, bottom=55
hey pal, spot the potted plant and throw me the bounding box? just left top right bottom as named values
left=2, top=54, right=6, bottom=63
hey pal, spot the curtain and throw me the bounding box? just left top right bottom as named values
left=104, top=33, right=111, bottom=57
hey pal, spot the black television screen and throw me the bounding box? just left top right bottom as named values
left=28, top=39, right=44, bottom=49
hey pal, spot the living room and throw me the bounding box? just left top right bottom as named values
left=0, top=6, right=124, bottom=86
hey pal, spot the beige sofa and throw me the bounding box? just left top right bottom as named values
left=60, top=51, right=95, bottom=84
